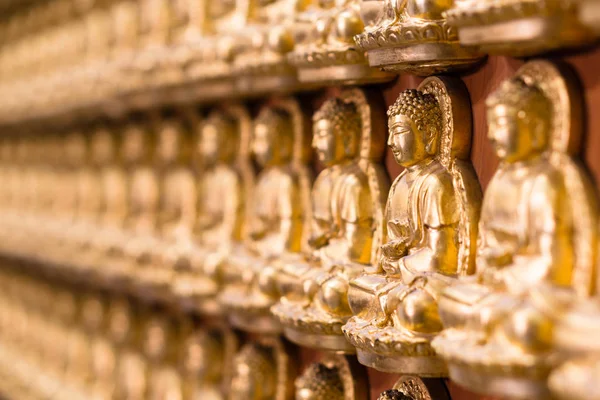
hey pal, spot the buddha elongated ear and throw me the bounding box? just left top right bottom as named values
left=425, top=126, right=439, bottom=155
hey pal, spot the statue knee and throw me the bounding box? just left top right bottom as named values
left=504, top=304, right=552, bottom=353
left=395, top=288, right=443, bottom=334
left=318, top=276, right=351, bottom=315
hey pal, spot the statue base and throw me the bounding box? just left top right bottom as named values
left=272, top=301, right=354, bottom=352
left=433, top=329, right=557, bottom=400
left=284, top=327, right=356, bottom=353
left=364, top=42, right=484, bottom=76
left=356, top=350, right=447, bottom=377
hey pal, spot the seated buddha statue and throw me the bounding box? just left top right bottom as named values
left=135, top=119, right=197, bottom=298
left=229, top=338, right=295, bottom=400
left=104, top=122, right=160, bottom=286
left=353, top=0, right=483, bottom=75
left=219, top=104, right=311, bottom=333
left=179, top=321, right=227, bottom=400
left=272, top=89, right=390, bottom=352
left=432, top=61, right=599, bottom=399
left=343, top=77, right=482, bottom=375
left=77, top=126, right=129, bottom=278
left=112, top=299, right=149, bottom=400
left=143, top=312, right=183, bottom=400
left=287, top=0, right=393, bottom=84
left=169, top=108, right=250, bottom=315
left=294, top=355, right=368, bottom=400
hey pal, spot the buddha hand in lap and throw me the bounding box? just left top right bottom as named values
left=219, top=106, right=309, bottom=332
left=343, top=81, right=481, bottom=375
left=432, top=62, right=598, bottom=398
left=273, top=90, right=390, bottom=352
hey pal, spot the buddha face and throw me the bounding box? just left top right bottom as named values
left=157, top=124, right=180, bottom=165
left=312, top=119, right=348, bottom=167
left=199, top=122, right=220, bottom=165
left=123, top=125, right=146, bottom=164
left=144, top=319, right=167, bottom=359
left=388, top=114, right=431, bottom=168
left=252, top=121, right=275, bottom=167
left=487, top=103, right=548, bottom=163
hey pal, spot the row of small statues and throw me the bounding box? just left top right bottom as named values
left=1, top=0, right=600, bottom=126
left=0, top=59, right=599, bottom=400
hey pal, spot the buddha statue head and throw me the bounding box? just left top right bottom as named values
left=230, top=344, right=277, bottom=400
left=486, top=78, right=552, bottom=164
left=91, top=126, right=118, bottom=166
left=387, top=89, right=442, bottom=168
left=181, top=328, right=224, bottom=381
left=198, top=112, right=238, bottom=167
left=295, top=362, right=345, bottom=400
left=377, top=390, right=412, bottom=400
left=157, top=120, right=186, bottom=167
left=108, top=298, right=133, bottom=345
left=123, top=123, right=152, bottom=166
left=312, top=97, right=362, bottom=167
left=143, top=315, right=170, bottom=362
left=252, top=108, right=294, bottom=168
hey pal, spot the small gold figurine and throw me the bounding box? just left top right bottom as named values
left=343, top=77, right=482, bottom=376
left=112, top=299, right=149, bottom=400
left=287, top=0, right=394, bottom=85
left=219, top=98, right=312, bottom=334
left=169, top=106, right=252, bottom=316
left=229, top=337, right=295, bottom=400
left=353, top=0, right=484, bottom=75
left=136, top=117, right=197, bottom=300
left=105, top=120, right=159, bottom=288
left=294, top=356, right=368, bottom=400
left=432, top=61, right=599, bottom=399
left=143, top=311, right=183, bottom=400
left=444, top=0, right=596, bottom=57
left=272, top=88, right=390, bottom=352
left=180, top=319, right=233, bottom=400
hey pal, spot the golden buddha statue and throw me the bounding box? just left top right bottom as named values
left=229, top=338, right=295, bottom=400
left=431, top=61, right=599, bottom=399
left=294, top=355, right=367, bottom=400
left=219, top=99, right=312, bottom=334
left=169, top=106, right=252, bottom=316
left=353, top=0, right=484, bottom=75
left=444, top=0, right=596, bottom=56
left=179, top=321, right=230, bottom=400
left=82, top=293, right=118, bottom=400
left=272, top=88, right=390, bottom=353
left=342, top=77, right=482, bottom=376
left=79, top=125, right=129, bottom=279
left=105, top=121, right=159, bottom=287
left=287, top=0, right=393, bottom=84
left=112, top=298, right=149, bottom=400
left=135, top=117, right=197, bottom=299
left=143, top=312, right=183, bottom=400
